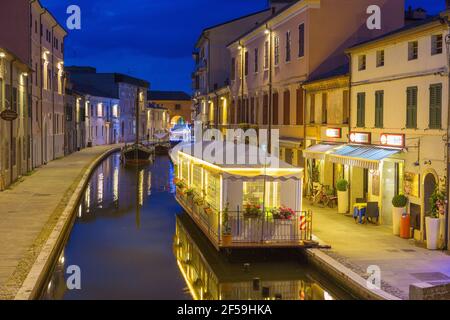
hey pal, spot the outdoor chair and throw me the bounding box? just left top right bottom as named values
left=365, top=202, right=380, bottom=224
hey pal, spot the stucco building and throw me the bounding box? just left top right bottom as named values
left=147, top=90, right=192, bottom=127
left=344, top=13, right=450, bottom=244
left=66, top=67, right=149, bottom=144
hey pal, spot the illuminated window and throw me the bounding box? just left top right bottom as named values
left=97, top=103, right=103, bottom=117
left=112, top=104, right=119, bottom=117
left=243, top=181, right=280, bottom=209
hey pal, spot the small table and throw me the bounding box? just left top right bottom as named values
left=353, top=203, right=367, bottom=224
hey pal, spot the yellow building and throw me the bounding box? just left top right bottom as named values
left=345, top=14, right=449, bottom=242
left=147, top=91, right=192, bottom=127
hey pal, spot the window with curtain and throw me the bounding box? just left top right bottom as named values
left=243, top=181, right=280, bottom=209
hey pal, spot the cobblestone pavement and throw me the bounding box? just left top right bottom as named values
left=0, top=145, right=121, bottom=299
left=306, top=203, right=450, bottom=300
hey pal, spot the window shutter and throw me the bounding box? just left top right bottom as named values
left=430, top=84, right=442, bottom=129
left=375, top=91, right=384, bottom=128
left=357, top=93, right=365, bottom=127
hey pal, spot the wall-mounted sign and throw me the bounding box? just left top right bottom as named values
left=325, top=128, right=342, bottom=139
left=0, top=109, right=18, bottom=121
left=380, top=134, right=404, bottom=148
left=349, top=132, right=371, bottom=144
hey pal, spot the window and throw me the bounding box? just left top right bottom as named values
left=431, top=34, right=443, bottom=55
left=408, top=41, right=418, bottom=60
left=272, top=92, right=279, bottom=125
left=285, top=31, right=291, bottom=62
left=358, top=55, right=366, bottom=71
left=254, top=48, right=258, bottom=73
left=429, top=83, right=442, bottom=129
left=283, top=90, right=290, bottom=125
left=12, top=87, right=18, bottom=112
left=321, top=93, right=328, bottom=124
left=97, top=103, right=103, bottom=117
left=274, top=36, right=280, bottom=66
left=264, top=41, right=269, bottom=70
left=343, top=90, right=349, bottom=124
left=309, top=94, right=315, bottom=124
left=296, top=88, right=304, bottom=125
left=375, top=90, right=384, bottom=128
left=406, top=86, right=418, bottom=129
left=175, top=104, right=181, bottom=110
left=356, top=92, right=366, bottom=127
left=66, top=104, right=73, bottom=122
left=231, top=57, right=236, bottom=81
left=376, top=50, right=384, bottom=67
left=298, top=24, right=305, bottom=58
left=244, top=51, right=249, bottom=76
left=243, top=181, right=280, bottom=208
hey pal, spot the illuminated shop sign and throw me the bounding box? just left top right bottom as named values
left=349, top=132, right=371, bottom=144
left=325, top=128, right=342, bottom=138
left=380, top=134, right=404, bottom=148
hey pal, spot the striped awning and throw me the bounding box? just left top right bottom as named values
left=303, top=144, right=340, bottom=160
left=327, top=145, right=401, bottom=170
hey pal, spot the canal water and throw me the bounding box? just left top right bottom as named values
left=41, top=153, right=354, bottom=300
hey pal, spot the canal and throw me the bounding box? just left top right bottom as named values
left=40, top=153, right=354, bottom=300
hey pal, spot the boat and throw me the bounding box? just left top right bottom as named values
left=153, top=131, right=171, bottom=155
left=121, top=89, right=154, bottom=165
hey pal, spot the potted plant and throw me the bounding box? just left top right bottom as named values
left=243, top=203, right=262, bottom=219
left=426, top=188, right=446, bottom=250
left=270, top=206, right=295, bottom=240
left=392, top=194, right=408, bottom=236
left=185, top=187, right=195, bottom=198
left=336, top=179, right=349, bottom=214
left=271, top=206, right=295, bottom=220
left=222, top=203, right=232, bottom=246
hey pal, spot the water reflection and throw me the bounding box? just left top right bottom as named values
left=174, top=214, right=352, bottom=300
left=41, top=153, right=189, bottom=300
left=41, top=154, right=352, bottom=300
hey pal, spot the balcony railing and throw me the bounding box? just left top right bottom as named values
left=176, top=188, right=313, bottom=249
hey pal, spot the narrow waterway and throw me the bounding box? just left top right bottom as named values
left=41, top=153, right=354, bottom=300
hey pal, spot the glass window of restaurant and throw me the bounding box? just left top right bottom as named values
left=243, top=181, right=281, bottom=209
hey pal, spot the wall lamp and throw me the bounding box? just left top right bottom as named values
left=0, top=52, right=5, bottom=58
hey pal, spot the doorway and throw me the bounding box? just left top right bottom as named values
left=424, top=173, right=437, bottom=216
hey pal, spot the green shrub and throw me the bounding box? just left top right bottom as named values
left=336, top=179, right=349, bottom=192
left=392, top=194, right=408, bottom=208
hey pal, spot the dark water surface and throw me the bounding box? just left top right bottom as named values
left=41, top=153, right=353, bottom=300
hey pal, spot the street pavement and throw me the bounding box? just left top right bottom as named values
left=0, top=145, right=120, bottom=299
left=307, top=203, right=450, bottom=299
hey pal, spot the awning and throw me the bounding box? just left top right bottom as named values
left=327, top=145, right=401, bottom=170
left=303, top=144, right=340, bottom=160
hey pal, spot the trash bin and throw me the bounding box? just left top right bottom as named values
left=400, top=214, right=411, bottom=239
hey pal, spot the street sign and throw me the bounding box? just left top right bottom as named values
left=0, top=109, right=18, bottom=121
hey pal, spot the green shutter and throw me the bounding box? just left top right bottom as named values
left=429, top=84, right=442, bottom=129
left=375, top=91, right=384, bottom=128
left=406, top=87, right=417, bottom=129
left=357, top=93, right=365, bottom=127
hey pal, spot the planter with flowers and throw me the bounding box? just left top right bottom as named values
left=242, top=203, right=263, bottom=242
left=426, top=188, right=447, bottom=250
left=269, top=206, right=296, bottom=240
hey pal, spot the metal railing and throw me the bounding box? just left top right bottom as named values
left=176, top=189, right=313, bottom=247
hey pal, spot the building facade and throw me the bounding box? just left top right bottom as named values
left=345, top=15, right=449, bottom=243
left=66, top=67, right=149, bottom=144
left=227, top=0, right=405, bottom=167
left=0, top=49, right=31, bottom=190
left=148, top=90, right=192, bottom=127
left=30, top=0, right=67, bottom=166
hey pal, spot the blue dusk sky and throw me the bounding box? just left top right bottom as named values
left=40, top=0, right=445, bottom=93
